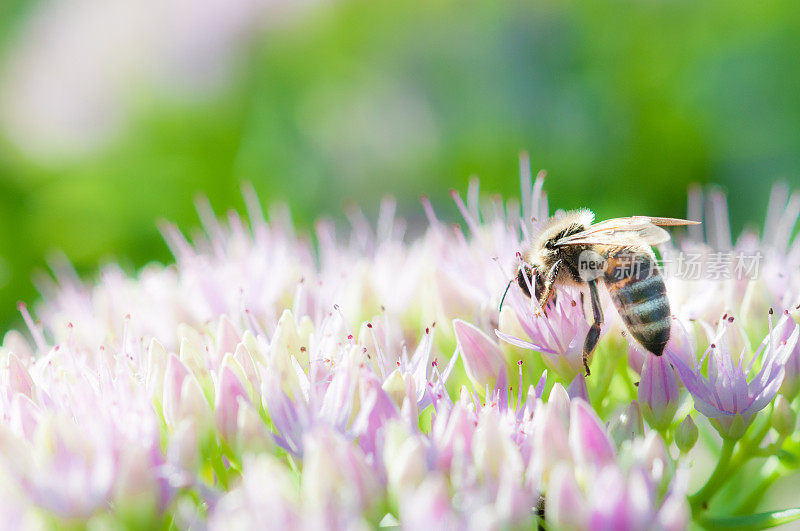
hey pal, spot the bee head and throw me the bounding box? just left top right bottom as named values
left=500, top=262, right=545, bottom=313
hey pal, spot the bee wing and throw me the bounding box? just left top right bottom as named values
left=553, top=216, right=677, bottom=247
left=645, top=216, right=701, bottom=227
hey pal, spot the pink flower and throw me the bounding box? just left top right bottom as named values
left=534, top=400, right=688, bottom=530
left=628, top=318, right=695, bottom=376
left=209, top=455, right=300, bottom=529
left=214, top=359, right=251, bottom=442
left=454, top=319, right=507, bottom=388
left=496, top=283, right=592, bottom=379
left=548, top=457, right=688, bottom=531
left=669, top=314, right=799, bottom=439
left=569, top=400, right=616, bottom=470
left=638, top=354, right=680, bottom=431
left=300, top=428, right=382, bottom=525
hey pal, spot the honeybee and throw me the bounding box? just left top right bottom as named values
left=503, top=209, right=699, bottom=375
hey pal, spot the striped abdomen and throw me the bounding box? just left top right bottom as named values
left=603, top=248, right=670, bottom=355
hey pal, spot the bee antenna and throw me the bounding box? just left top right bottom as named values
left=499, top=278, right=514, bottom=313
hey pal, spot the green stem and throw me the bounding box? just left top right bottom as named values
left=753, top=444, right=783, bottom=457
left=588, top=347, right=615, bottom=413
left=691, top=407, right=780, bottom=516
left=690, top=438, right=737, bottom=513
left=734, top=468, right=781, bottom=515
left=748, top=407, right=775, bottom=448
left=698, top=508, right=800, bottom=530
left=220, top=438, right=242, bottom=472
left=210, top=447, right=230, bottom=489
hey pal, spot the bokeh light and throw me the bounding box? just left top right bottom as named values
left=1, top=0, right=798, bottom=329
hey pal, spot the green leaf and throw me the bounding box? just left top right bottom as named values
left=700, top=508, right=800, bottom=530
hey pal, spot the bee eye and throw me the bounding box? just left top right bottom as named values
left=544, top=241, right=555, bottom=250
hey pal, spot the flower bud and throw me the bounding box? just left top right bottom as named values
left=269, top=311, right=310, bottom=395
left=215, top=359, right=250, bottom=441
left=675, top=415, right=698, bottom=454
left=474, top=409, right=524, bottom=482
left=146, top=338, right=167, bottom=396
left=638, top=354, right=679, bottom=431
left=530, top=395, right=571, bottom=481
left=233, top=342, right=260, bottom=395
left=569, top=399, right=616, bottom=469
left=167, top=420, right=199, bottom=473
left=548, top=383, right=571, bottom=421
left=609, top=401, right=644, bottom=447
left=777, top=317, right=800, bottom=400
left=547, top=463, right=587, bottom=529
left=567, top=374, right=589, bottom=402
left=236, top=402, right=272, bottom=455
left=163, top=354, right=190, bottom=427
left=454, top=319, right=506, bottom=388
left=2, top=329, right=33, bottom=362
left=301, top=428, right=380, bottom=518
left=383, top=422, right=427, bottom=495
left=6, top=352, right=34, bottom=400
left=771, top=395, right=795, bottom=438
left=382, top=369, right=412, bottom=408
left=113, top=445, right=163, bottom=527
left=178, top=325, right=206, bottom=378
left=215, top=315, right=240, bottom=358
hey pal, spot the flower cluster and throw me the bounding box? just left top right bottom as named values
left=2, top=160, right=800, bottom=528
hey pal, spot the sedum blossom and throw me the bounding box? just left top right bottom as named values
left=531, top=395, right=689, bottom=530
left=496, top=283, right=593, bottom=379
left=638, top=353, right=680, bottom=431
left=669, top=314, right=800, bottom=439
left=1, top=160, right=800, bottom=528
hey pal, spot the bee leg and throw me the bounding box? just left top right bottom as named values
left=582, top=280, right=604, bottom=376
left=537, top=259, right=562, bottom=317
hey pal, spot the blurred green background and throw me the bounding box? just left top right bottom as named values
left=1, top=0, right=799, bottom=331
